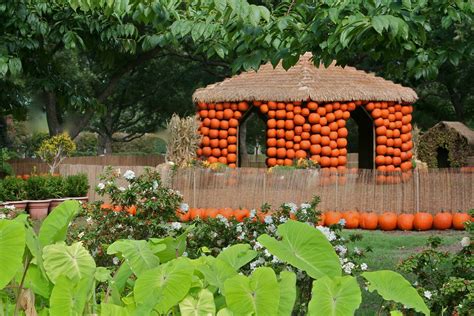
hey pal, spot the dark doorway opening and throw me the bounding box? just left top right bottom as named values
left=238, top=106, right=267, bottom=167
left=436, top=147, right=450, bottom=168
left=348, top=106, right=375, bottom=169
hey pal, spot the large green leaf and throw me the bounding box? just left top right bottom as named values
left=257, top=221, right=341, bottom=279
left=39, top=200, right=80, bottom=247
left=362, top=271, right=430, bottom=316
left=148, top=228, right=190, bottom=263
left=179, top=288, right=216, bottom=316
left=224, top=267, right=279, bottom=316
left=134, top=257, right=194, bottom=314
left=0, top=220, right=25, bottom=289
left=24, top=264, right=52, bottom=298
left=110, top=262, right=133, bottom=305
left=195, top=257, right=236, bottom=294
left=100, top=303, right=130, bottom=316
left=216, top=244, right=257, bottom=271
left=43, top=242, right=96, bottom=284
left=49, top=275, right=93, bottom=316
left=107, top=239, right=160, bottom=277
left=308, top=276, right=361, bottom=316
left=278, top=271, right=296, bottom=316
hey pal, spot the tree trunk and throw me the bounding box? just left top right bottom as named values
left=0, top=116, right=11, bottom=148
left=97, top=133, right=113, bottom=155
left=44, top=92, right=63, bottom=136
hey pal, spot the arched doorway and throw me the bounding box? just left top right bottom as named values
left=436, top=147, right=450, bottom=168
left=238, top=107, right=267, bottom=167
left=349, top=106, right=375, bottom=169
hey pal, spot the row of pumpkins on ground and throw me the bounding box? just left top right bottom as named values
left=178, top=207, right=471, bottom=230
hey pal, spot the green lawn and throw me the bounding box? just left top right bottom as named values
left=341, top=229, right=467, bottom=315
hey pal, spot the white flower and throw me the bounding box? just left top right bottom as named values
left=279, top=216, right=288, bottom=223
left=116, top=224, right=123, bottom=229
left=264, top=249, right=272, bottom=257
left=179, top=203, right=189, bottom=213
left=97, top=182, right=105, bottom=190
left=271, top=256, right=281, bottom=263
left=253, top=242, right=262, bottom=250
left=267, top=224, right=276, bottom=233
left=354, top=247, right=361, bottom=255
left=236, top=225, right=243, bottom=233
left=118, top=186, right=126, bottom=192
left=152, top=180, right=159, bottom=190
left=264, top=215, right=273, bottom=224
left=300, top=203, right=311, bottom=210
left=167, top=161, right=175, bottom=166
left=211, top=232, right=218, bottom=238
left=286, top=202, right=298, bottom=214
left=249, top=209, right=257, bottom=218
left=360, top=263, right=368, bottom=271
left=461, top=237, right=470, bottom=248
left=0, top=213, right=6, bottom=219
left=335, top=245, right=347, bottom=256
left=113, top=257, right=120, bottom=265
left=423, top=290, right=432, bottom=300
left=86, top=216, right=93, bottom=224
left=170, top=222, right=182, bottom=230
left=123, top=170, right=135, bottom=180
left=4, top=204, right=15, bottom=210
left=182, top=251, right=188, bottom=257
left=316, top=226, right=336, bottom=241
left=338, top=218, right=346, bottom=226
left=78, top=232, right=85, bottom=239
left=343, top=262, right=355, bottom=274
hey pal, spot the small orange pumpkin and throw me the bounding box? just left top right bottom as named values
left=317, top=213, right=326, bottom=226
left=126, top=205, right=137, bottom=216
left=413, top=212, right=433, bottom=231
left=189, top=208, right=203, bottom=220
left=433, top=212, right=453, bottom=230
left=360, top=212, right=378, bottom=230
left=234, top=209, right=250, bottom=222
left=397, top=213, right=414, bottom=231
left=219, top=207, right=234, bottom=219
left=342, top=211, right=360, bottom=229
left=378, top=212, right=398, bottom=231
left=452, top=212, right=471, bottom=230
left=206, top=208, right=219, bottom=219
left=324, top=211, right=342, bottom=226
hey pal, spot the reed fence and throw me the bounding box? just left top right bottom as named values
left=58, top=164, right=473, bottom=213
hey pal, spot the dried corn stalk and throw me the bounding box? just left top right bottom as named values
left=166, top=114, right=201, bottom=167
left=412, top=124, right=421, bottom=159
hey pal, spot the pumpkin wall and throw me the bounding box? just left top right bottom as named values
left=196, top=100, right=413, bottom=173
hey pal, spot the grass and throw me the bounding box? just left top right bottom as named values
left=340, top=229, right=467, bottom=315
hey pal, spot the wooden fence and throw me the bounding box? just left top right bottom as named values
left=58, top=164, right=474, bottom=213
left=9, top=155, right=165, bottom=175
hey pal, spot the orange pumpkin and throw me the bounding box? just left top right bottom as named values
left=342, top=211, right=360, bottom=229
left=378, top=212, right=398, bottom=231
left=360, top=212, right=378, bottom=230
left=189, top=208, right=203, bottom=220
left=178, top=210, right=190, bottom=222
left=234, top=209, right=250, bottom=222
left=397, top=213, right=414, bottom=231
left=433, top=212, right=453, bottom=230
left=206, top=208, right=220, bottom=219
left=126, top=205, right=137, bottom=216
left=219, top=207, right=234, bottom=219
left=452, top=212, right=471, bottom=230
left=413, top=212, right=433, bottom=231
left=324, top=211, right=342, bottom=226
left=317, top=213, right=326, bottom=226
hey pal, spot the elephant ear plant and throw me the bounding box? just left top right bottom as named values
left=0, top=204, right=430, bottom=315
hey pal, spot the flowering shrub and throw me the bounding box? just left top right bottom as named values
left=398, top=209, right=473, bottom=315
left=36, top=132, right=76, bottom=174
left=68, top=167, right=184, bottom=265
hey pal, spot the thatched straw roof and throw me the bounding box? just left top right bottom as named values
left=437, top=121, right=474, bottom=148
left=193, top=52, right=418, bottom=104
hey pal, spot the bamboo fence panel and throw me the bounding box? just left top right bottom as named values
left=56, top=164, right=473, bottom=213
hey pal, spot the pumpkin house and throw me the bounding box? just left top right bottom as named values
left=418, top=121, right=474, bottom=168
left=193, top=53, right=417, bottom=171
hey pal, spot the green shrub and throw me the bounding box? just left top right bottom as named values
left=25, top=175, right=52, bottom=200
left=74, top=132, right=98, bottom=156
left=0, top=177, right=27, bottom=201
left=0, top=148, right=14, bottom=178
left=37, top=133, right=76, bottom=174
left=46, top=175, right=65, bottom=198
left=64, top=174, right=89, bottom=197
